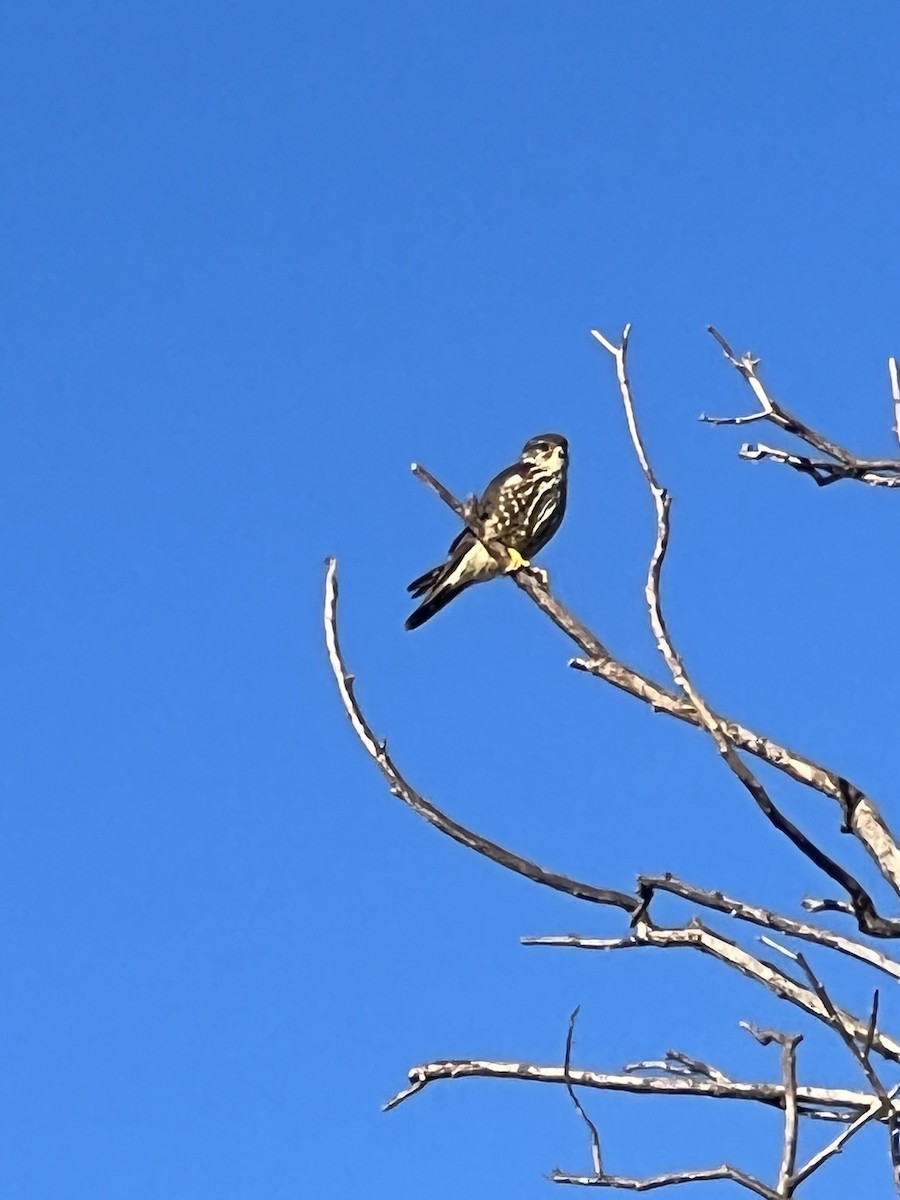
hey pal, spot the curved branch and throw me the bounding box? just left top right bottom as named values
left=705, top=326, right=900, bottom=488
left=323, top=558, right=637, bottom=913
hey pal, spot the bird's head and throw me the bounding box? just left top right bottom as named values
left=521, top=433, right=568, bottom=472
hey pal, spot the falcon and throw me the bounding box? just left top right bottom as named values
left=405, top=433, right=569, bottom=630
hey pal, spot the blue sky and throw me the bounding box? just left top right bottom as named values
left=3, top=3, right=900, bottom=1196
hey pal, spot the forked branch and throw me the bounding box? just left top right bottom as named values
left=704, top=326, right=900, bottom=488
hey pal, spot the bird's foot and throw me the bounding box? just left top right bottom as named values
left=501, top=549, right=549, bottom=588
left=503, top=547, right=530, bottom=573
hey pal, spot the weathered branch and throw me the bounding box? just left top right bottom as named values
left=550, top=1163, right=782, bottom=1197
left=523, top=922, right=900, bottom=1063
left=383, top=1057, right=879, bottom=1122
left=767, top=941, right=900, bottom=1194
left=639, top=874, right=900, bottom=980
left=704, top=326, right=900, bottom=488
left=564, top=1007, right=604, bottom=1178
left=790, top=1087, right=898, bottom=1188
left=624, top=1049, right=732, bottom=1088
left=570, top=642, right=900, bottom=916
left=323, top=557, right=636, bottom=912
left=740, top=1024, right=801, bottom=1194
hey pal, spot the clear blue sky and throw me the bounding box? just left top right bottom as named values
left=2, top=3, right=900, bottom=1197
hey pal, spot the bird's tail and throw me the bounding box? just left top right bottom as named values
left=405, top=537, right=492, bottom=630
left=407, top=563, right=446, bottom=598
left=405, top=578, right=475, bottom=630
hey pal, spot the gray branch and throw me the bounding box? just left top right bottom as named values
left=704, top=325, right=900, bottom=489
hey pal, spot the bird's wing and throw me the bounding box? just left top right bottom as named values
left=444, top=460, right=523, bottom=554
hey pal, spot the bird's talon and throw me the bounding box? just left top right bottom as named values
left=505, top=548, right=529, bottom=573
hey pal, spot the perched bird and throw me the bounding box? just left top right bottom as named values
left=405, top=433, right=569, bottom=630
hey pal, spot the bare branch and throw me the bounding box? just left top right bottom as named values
left=740, top=1024, right=802, bottom=1194
left=771, top=945, right=889, bottom=1105
left=706, top=325, right=900, bottom=488
left=765, top=938, right=900, bottom=1191
left=564, top=1007, right=603, bottom=1177
left=790, top=1088, right=898, bottom=1188
left=738, top=443, right=900, bottom=488
left=570, top=645, right=900, bottom=916
left=383, top=1057, right=878, bottom=1122
left=524, top=922, right=900, bottom=1063
left=323, top=558, right=637, bottom=912
left=550, top=1163, right=782, bottom=1198
left=640, top=874, right=900, bottom=980
left=777, top=1035, right=801, bottom=1194
left=624, top=1050, right=732, bottom=1086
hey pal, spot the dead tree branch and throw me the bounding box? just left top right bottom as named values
left=766, top=941, right=900, bottom=1194
left=550, top=1163, right=783, bottom=1196
left=638, top=874, right=900, bottom=981
left=704, top=326, right=900, bottom=488
left=383, top=1058, right=879, bottom=1122
left=790, top=1087, right=899, bottom=1189
left=564, top=1007, right=604, bottom=1178
left=323, top=557, right=636, bottom=913
left=740, top=1024, right=801, bottom=1193
left=522, top=922, right=900, bottom=1064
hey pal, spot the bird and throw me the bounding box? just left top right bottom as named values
left=405, top=433, right=568, bottom=630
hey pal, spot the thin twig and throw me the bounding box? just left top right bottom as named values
left=790, top=1087, right=898, bottom=1188
left=740, top=1025, right=801, bottom=1194
left=624, top=1050, right=731, bottom=1086
left=563, top=1007, right=603, bottom=1177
